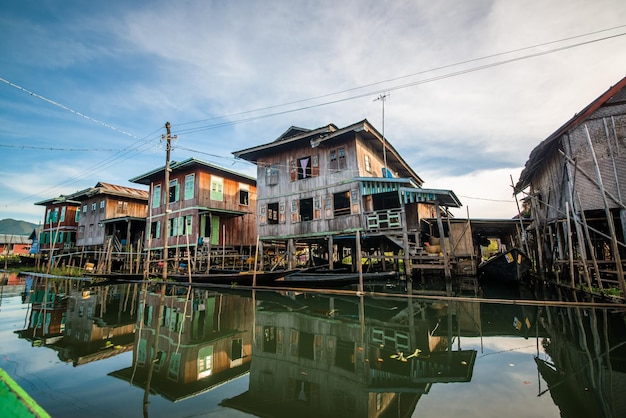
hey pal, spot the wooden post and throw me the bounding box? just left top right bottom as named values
left=566, top=205, right=575, bottom=288
left=530, top=195, right=545, bottom=279
left=328, top=235, right=334, bottom=270
left=435, top=203, right=450, bottom=280
left=356, top=230, right=364, bottom=293
left=577, top=193, right=602, bottom=290
left=585, top=124, right=625, bottom=295
left=252, top=235, right=260, bottom=287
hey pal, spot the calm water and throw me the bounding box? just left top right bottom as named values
left=1, top=273, right=625, bottom=418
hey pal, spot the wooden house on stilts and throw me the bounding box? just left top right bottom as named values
left=514, top=76, right=626, bottom=297
left=233, top=119, right=462, bottom=282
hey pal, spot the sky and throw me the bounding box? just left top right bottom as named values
left=1, top=0, right=625, bottom=225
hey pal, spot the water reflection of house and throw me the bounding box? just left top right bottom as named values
left=222, top=292, right=476, bottom=417
left=58, top=282, right=138, bottom=366
left=15, top=277, right=137, bottom=365
left=15, top=276, right=69, bottom=345
left=537, top=295, right=626, bottom=418
left=110, top=285, right=254, bottom=402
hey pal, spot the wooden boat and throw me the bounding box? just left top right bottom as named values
left=274, top=270, right=398, bottom=288
left=168, top=269, right=294, bottom=286
left=478, top=248, right=532, bottom=282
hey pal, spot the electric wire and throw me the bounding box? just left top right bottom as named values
left=1, top=26, right=624, bottom=210
left=172, top=29, right=626, bottom=134
left=173, top=24, right=626, bottom=129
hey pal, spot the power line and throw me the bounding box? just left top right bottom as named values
left=0, top=143, right=121, bottom=152
left=173, top=25, right=626, bottom=132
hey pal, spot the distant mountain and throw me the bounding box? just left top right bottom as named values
left=0, top=219, right=38, bottom=235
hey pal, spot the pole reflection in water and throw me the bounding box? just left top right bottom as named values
left=534, top=282, right=626, bottom=418
left=4, top=274, right=626, bottom=417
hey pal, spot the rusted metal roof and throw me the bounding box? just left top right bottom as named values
left=129, top=157, right=255, bottom=185
left=233, top=119, right=424, bottom=186
left=515, top=76, right=626, bottom=193
left=71, top=182, right=149, bottom=201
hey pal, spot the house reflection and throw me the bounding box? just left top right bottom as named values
left=15, top=275, right=137, bottom=365
left=109, top=284, right=255, bottom=402
left=535, top=287, right=626, bottom=418
left=222, top=291, right=477, bottom=417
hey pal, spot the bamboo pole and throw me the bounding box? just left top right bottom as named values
left=577, top=193, right=602, bottom=290
left=585, top=124, right=625, bottom=295
left=566, top=205, right=575, bottom=288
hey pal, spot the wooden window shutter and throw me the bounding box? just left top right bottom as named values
left=311, top=154, right=319, bottom=177
left=290, top=160, right=297, bottom=182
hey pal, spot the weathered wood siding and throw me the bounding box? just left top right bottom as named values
left=256, top=135, right=384, bottom=238
left=529, top=109, right=626, bottom=222
left=148, top=165, right=257, bottom=248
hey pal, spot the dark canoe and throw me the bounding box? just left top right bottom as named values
left=274, top=270, right=398, bottom=288
left=169, top=269, right=293, bottom=286
left=478, top=248, right=533, bottom=282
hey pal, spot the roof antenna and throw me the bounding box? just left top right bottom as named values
left=374, top=93, right=389, bottom=177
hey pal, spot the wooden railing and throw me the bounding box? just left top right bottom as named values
left=364, top=209, right=403, bottom=231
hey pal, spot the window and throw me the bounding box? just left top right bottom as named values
left=100, top=200, right=105, bottom=211
left=333, top=191, right=351, bottom=217
left=75, top=209, right=80, bottom=222
left=231, top=338, right=243, bottom=366
left=297, top=156, right=312, bottom=179
left=168, top=352, right=181, bottom=380
left=184, top=174, right=195, bottom=200
left=299, top=198, right=313, bottom=221
left=265, top=164, right=279, bottom=185
left=152, top=185, right=161, bottom=208
left=291, top=155, right=319, bottom=181
left=50, top=208, right=59, bottom=223
left=116, top=201, right=128, bottom=214
left=183, top=215, right=193, bottom=235
left=210, top=177, right=223, bottom=201
left=239, top=184, right=249, bottom=206
left=197, top=346, right=213, bottom=379
left=364, top=155, right=371, bottom=173
left=150, top=221, right=161, bottom=239
left=83, top=205, right=88, bottom=214
left=267, top=202, right=279, bottom=225
left=91, top=203, right=96, bottom=212
left=330, top=147, right=346, bottom=170
left=60, top=206, right=66, bottom=222
left=78, top=225, right=85, bottom=239
left=169, top=179, right=180, bottom=203
left=168, top=218, right=177, bottom=237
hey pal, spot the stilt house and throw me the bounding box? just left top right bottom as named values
left=130, top=158, right=257, bottom=270
left=72, top=182, right=149, bottom=252
left=514, top=76, right=626, bottom=295
left=233, top=119, right=461, bottom=277
left=34, top=195, right=81, bottom=252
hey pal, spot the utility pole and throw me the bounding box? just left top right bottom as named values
left=374, top=93, right=389, bottom=176
left=162, top=122, right=177, bottom=280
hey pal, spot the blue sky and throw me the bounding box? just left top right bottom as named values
left=1, top=0, right=625, bottom=224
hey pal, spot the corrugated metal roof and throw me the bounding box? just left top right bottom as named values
left=515, top=76, right=626, bottom=192
left=0, top=234, right=32, bottom=244
left=233, top=119, right=424, bottom=186
left=129, top=157, right=256, bottom=185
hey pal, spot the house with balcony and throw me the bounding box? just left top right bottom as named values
left=130, top=158, right=257, bottom=271
left=34, top=195, right=81, bottom=253
left=72, top=182, right=149, bottom=252
left=233, top=119, right=462, bottom=278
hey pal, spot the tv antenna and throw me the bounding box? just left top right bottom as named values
left=374, top=93, right=389, bottom=176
